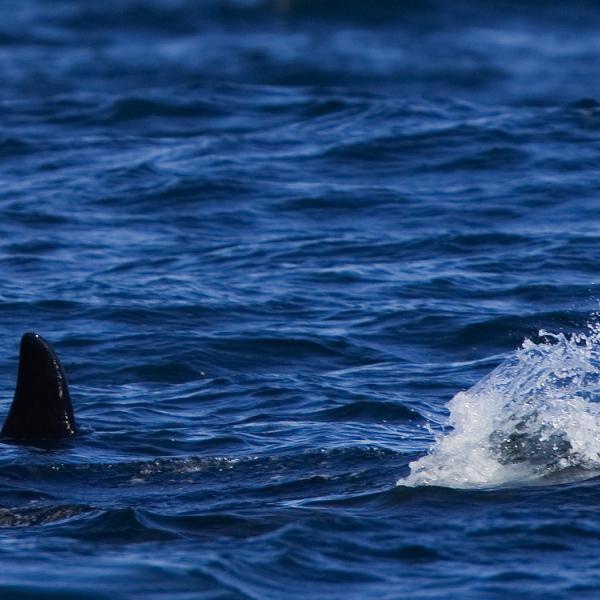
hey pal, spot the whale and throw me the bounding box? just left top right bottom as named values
left=1, top=332, right=76, bottom=442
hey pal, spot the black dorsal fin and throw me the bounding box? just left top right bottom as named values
left=1, top=332, right=76, bottom=441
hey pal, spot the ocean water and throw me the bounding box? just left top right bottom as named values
left=0, top=0, right=599, bottom=598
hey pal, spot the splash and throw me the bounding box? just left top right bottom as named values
left=399, top=323, right=600, bottom=489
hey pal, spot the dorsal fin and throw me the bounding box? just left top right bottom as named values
left=1, top=332, right=76, bottom=441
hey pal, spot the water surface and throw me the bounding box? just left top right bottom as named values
left=0, top=1, right=599, bottom=598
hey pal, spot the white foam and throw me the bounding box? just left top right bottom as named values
left=399, top=323, right=600, bottom=489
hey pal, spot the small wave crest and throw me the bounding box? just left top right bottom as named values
left=399, top=323, right=600, bottom=489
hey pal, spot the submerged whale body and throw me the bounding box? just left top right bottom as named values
left=489, top=414, right=573, bottom=467
left=1, top=332, right=76, bottom=442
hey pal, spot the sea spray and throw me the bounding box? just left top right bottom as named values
left=400, top=323, right=600, bottom=489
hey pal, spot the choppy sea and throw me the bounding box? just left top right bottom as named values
left=0, top=1, right=599, bottom=598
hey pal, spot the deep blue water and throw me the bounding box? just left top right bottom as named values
left=0, top=1, right=600, bottom=598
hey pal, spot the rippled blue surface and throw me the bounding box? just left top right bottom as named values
left=0, top=1, right=599, bottom=598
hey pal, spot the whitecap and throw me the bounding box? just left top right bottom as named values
left=399, top=323, right=600, bottom=489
